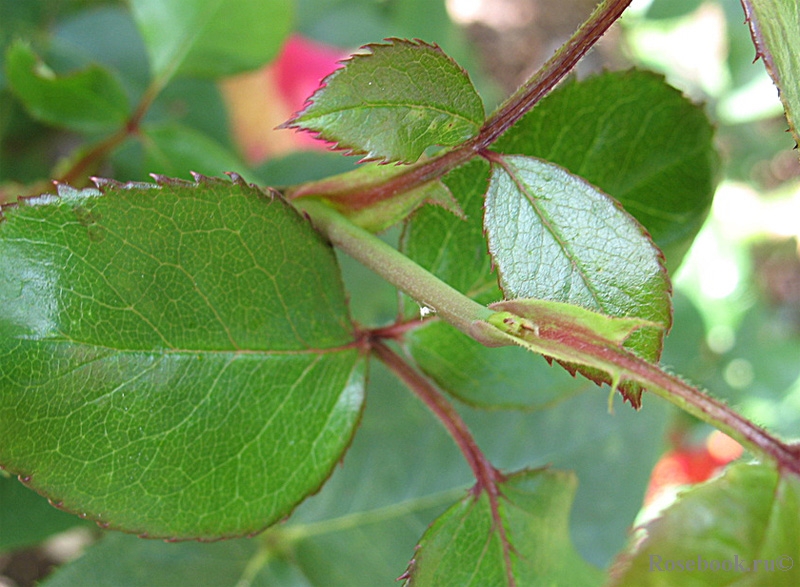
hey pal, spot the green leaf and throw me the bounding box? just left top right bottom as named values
left=404, top=469, right=603, bottom=586
left=142, top=122, right=252, bottom=181
left=493, top=70, right=718, bottom=271
left=400, top=160, right=586, bottom=409
left=283, top=39, right=484, bottom=164
left=608, top=462, right=800, bottom=586
left=742, top=0, right=800, bottom=148
left=483, top=155, right=671, bottom=404
left=645, top=0, right=703, bottom=20
left=400, top=159, right=579, bottom=410
left=0, top=177, right=365, bottom=540
left=128, top=0, right=292, bottom=82
left=40, top=532, right=311, bottom=587
left=4, top=40, right=129, bottom=133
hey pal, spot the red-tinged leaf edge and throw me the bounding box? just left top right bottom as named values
left=0, top=172, right=368, bottom=541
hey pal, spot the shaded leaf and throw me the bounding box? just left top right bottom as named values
left=4, top=40, right=129, bottom=133
left=406, top=320, right=587, bottom=410
left=0, top=473, right=91, bottom=551
left=129, top=0, right=291, bottom=81
left=283, top=39, right=484, bottom=164
left=645, top=0, right=703, bottom=20
left=742, top=0, right=800, bottom=148
left=40, top=532, right=311, bottom=587
left=608, top=462, right=800, bottom=586
left=493, top=70, right=718, bottom=271
left=483, top=155, right=671, bottom=404
left=142, top=122, right=251, bottom=181
left=0, top=177, right=365, bottom=540
left=404, top=469, right=603, bottom=586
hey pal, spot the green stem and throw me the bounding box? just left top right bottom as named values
left=297, top=198, right=493, bottom=334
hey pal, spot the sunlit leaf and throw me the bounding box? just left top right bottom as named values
left=483, top=155, right=671, bottom=404
left=283, top=39, right=484, bottom=164
left=608, top=462, right=800, bottom=586
left=0, top=177, right=364, bottom=540
left=742, top=0, right=800, bottom=148
left=36, top=362, right=671, bottom=584
left=493, top=70, right=718, bottom=271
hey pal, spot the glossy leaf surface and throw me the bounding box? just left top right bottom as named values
left=609, top=462, right=800, bottom=586
left=4, top=41, right=129, bottom=133
left=483, top=155, right=670, bottom=403
left=284, top=39, right=484, bottom=163
left=405, top=469, right=603, bottom=586
left=0, top=177, right=364, bottom=540
left=742, top=0, right=800, bottom=147
left=129, top=0, right=291, bottom=81
left=493, top=70, right=718, bottom=271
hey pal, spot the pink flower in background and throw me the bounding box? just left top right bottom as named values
left=222, top=34, right=347, bottom=162
left=275, top=35, right=345, bottom=118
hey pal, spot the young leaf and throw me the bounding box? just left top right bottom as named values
left=493, top=70, right=718, bottom=271
left=742, top=0, right=800, bottom=148
left=483, top=155, right=671, bottom=404
left=4, top=41, right=130, bottom=133
left=608, top=462, right=800, bottom=586
left=283, top=39, right=484, bottom=164
left=0, top=177, right=365, bottom=540
left=403, top=469, right=604, bottom=586
left=128, top=0, right=291, bottom=82
left=288, top=161, right=463, bottom=233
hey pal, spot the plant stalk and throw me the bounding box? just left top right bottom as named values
left=297, top=198, right=493, bottom=334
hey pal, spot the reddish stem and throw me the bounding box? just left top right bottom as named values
left=58, top=80, right=161, bottom=186
left=372, top=340, right=516, bottom=585
left=289, top=0, right=632, bottom=212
